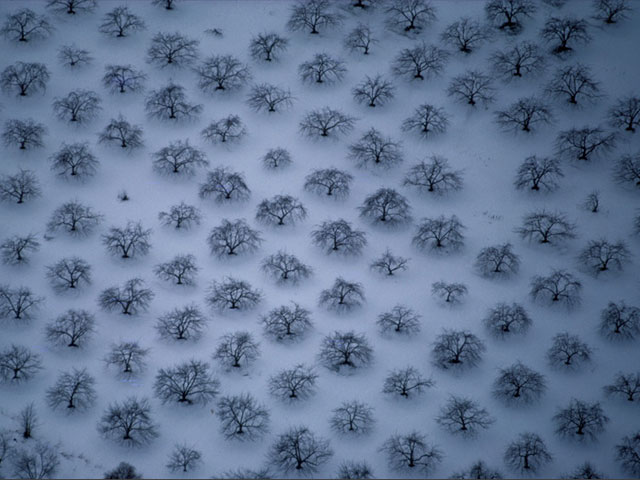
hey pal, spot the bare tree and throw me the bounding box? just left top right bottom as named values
left=385, top=0, right=436, bottom=33
left=154, top=359, right=219, bottom=405
left=304, top=169, right=353, bottom=198
left=98, top=116, right=143, bottom=149
left=554, top=399, right=609, bottom=440
left=413, top=215, right=464, bottom=252
left=57, top=44, right=92, bottom=68
left=46, top=256, right=91, bottom=292
left=0, top=429, right=14, bottom=471
left=207, top=219, right=262, bottom=257
left=608, top=95, right=640, bottom=132
left=206, top=278, right=261, bottom=311
left=147, top=32, right=198, bottom=67
left=503, top=433, right=552, bottom=474
left=99, top=278, right=154, bottom=315
left=269, top=426, right=333, bottom=475
left=547, top=332, right=592, bottom=369
left=99, top=6, right=145, bottom=37
left=201, top=115, right=246, bottom=144
left=299, top=107, right=356, bottom=137
left=104, top=461, right=142, bottom=479
left=49, top=142, right=98, bottom=179
left=286, top=0, right=341, bottom=34
left=541, top=16, right=591, bottom=55
left=431, top=281, right=468, bottom=304
left=437, top=396, right=494, bottom=436
left=98, top=397, right=159, bottom=446
left=256, top=195, right=307, bottom=226
left=432, top=329, right=485, bottom=370
left=46, top=0, right=96, bottom=15
left=448, top=70, right=495, bottom=106
left=262, top=303, right=313, bottom=341
left=217, top=393, right=270, bottom=440
left=102, top=221, right=152, bottom=259
left=45, top=309, right=95, bottom=348
left=1, top=62, right=49, bottom=96
left=47, top=200, right=102, bottom=235
left=196, top=55, right=250, bottom=92
left=578, top=239, right=631, bottom=275
left=269, top=364, right=318, bottom=400
left=370, top=249, right=409, bottom=276
left=490, top=41, right=545, bottom=79
left=102, top=65, right=146, bottom=94
left=0, top=285, right=43, bottom=320
left=530, top=269, right=582, bottom=307
left=156, top=304, right=207, bottom=341
left=1, top=233, right=39, bottom=265
left=441, top=17, right=490, bottom=53
left=392, top=42, right=449, bottom=80
left=556, top=127, right=616, bottom=162
left=514, top=155, right=563, bottom=192
left=344, top=24, right=376, bottom=55
left=104, top=341, right=149, bottom=375
left=1, top=8, right=53, bottom=42
left=352, top=75, right=394, bottom=108
left=263, top=147, right=292, bottom=170
left=213, top=331, right=260, bottom=369
left=337, top=460, right=374, bottom=479
left=599, top=301, right=640, bottom=340
left=517, top=210, right=576, bottom=245
left=154, top=254, right=198, bottom=286
left=582, top=190, right=600, bottom=213
left=152, top=0, right=179, bottom=10
left=318, top=330, right=372, bottom=372
left=615, top=153, right=640, bottom=187
left=403, top=156, right=463, bottom=194
left=10, top=441, right=59, bottom=479
left=380, top=431, right=442, bottom=474
left=53, top=89, right=101, bottom=123
left=485, top=0, right=537, bottom=34
left=604, top=371, right=640, bottom=402
left=546, top=64, right=601, bottom=105
left=18, top=402, right=38, bottom=439
left=348, top=128, right=403, bottom=169
left=311, top=220, right=366, bottom=256
left=247, top=84, right=293, bottom=113
left=199, top=168, right=251, bottom=203
left=593, top=0, right=631, bottom=24
left=261, top=251, right=312, bottom=284
left=493, top=361, right=547, bottom=404
left=145, top=82, right=202, bottom=121
left=319, top=278, right=365, bottom=312
left=0, top=345, right=42, bottom=382
left=475, top=243, right=520, bottom=277
left=377, top=305, right=420, bottom=334
left=299, top=53, right=346, bottom=84
left=495, top=96, right=553, bottom=132
left=159, top=202, right=202, bottom=230
left=250, top=32, right=288, bottom=62
left=401, top=103, right=449, bottom=137
left=2, top=119, right=46, bottom=150
left=46, top=368, right=96, bottom=410
left=616, top=431, right=640, bottom=476
left=451, top=460, right=503, bottom=479
left=484, top=302, right=532, bottom=338
left=359, top=188, right=411, bottom=226
left=167, top=444, right=202, bottom=473
left=383, top=366, right=433, bottom=397
left=152, top=140, right=208, bottom=175
left=330, top=400, right=375, bottom=435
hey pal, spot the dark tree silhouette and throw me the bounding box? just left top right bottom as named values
left=432, top=329, right=485, bottom=370
left=517, top=210, right=576, bottom=245
left=377, top=305, right=420, bottom=334
left=348, top=128, right=403, bottom=169
left=436, top=396, right=494, bottom=436
left=199, top=168, right=250, bottom=203
left=599, top=301, right=640, bottom=341
left=263, top=147, right=292, bottom=170
left=299, top=53, right=346, bottom=84
left=46, top=256, right=91, bottom=292
left=608, top=95, right=640, bottom=132
left=247, top=84, right=293, bottom=113
left=269, top=364, right=318, bottom=400
left=0, top=285, right=43, bottom=320
left=503, top=433, right=552, bottom=473
left=206, top=277, right=261, bottom=311
left=1, top=233, right=40, bottom=265
left=514, top=155, right=563, bottom=192
left=98, top=397, right=159, bottom=446
left=47, top=200, right=102, bottom=235
left=556, top=127, right=616, bottom=162
left=102, top=65, right=147, bottom=94
left=213, top=331, right=260, bottom=369
left=58, top=44, right=92, bottom=68
left=403, top=156, right=463, bottom=194
left=319, top=278, right=365, bottom=312
left=380, top=431, right=442, bottom=474
left=9, top=441, right=59, bottom=480
left=99, top=116, right=143, bottom=149
left=451, top=460, right=503, bottom=479
left=304, top=168, right=353, bottom=198
left=207, top=219, right=262, bottom=257
left=152, top=140, right=208, bottom=176
left=312, top=219, right=366, bottom=255
left=530, top=269, right=582, bottom=307
left=166, top=444, right=202, bottom=473
left=485, top=0, right=536, bottom=34
left=53, top=89, right=101, bottom=123
left=104, top=341, right=149, bottom=375
left=152, top=0, right=179, bottom=10
left=593, top=0, right=631, bottom=24
left=371, top=249, right=409, bottom=276
left=154, top=359, right=219, bottom=404
left=216, top=393, right=270, bottom=440
left=578, top=239, right=631, bottom=275
left=156, top=304, right=207, bottom=341
left=99, top=278, right=154, bottom=315
left=359, top=188, right=411, bottom=226
left=352, top=75, right=394, bottom=107
left=1, top=62, right=49, bottom=96
left=99, top=6, right=145, bottom=37
left=392, top=42, right=449, bottom=80
left=286, top=0, right=341, bottom=34
left=318, top=330, right=373, bottom=372
left=413, top=215, right=464, bottom=252
left=541, top=16, right=591, bottom=54
left=46, top=368, right=96, bottom=410
left=475, top=243, right=520, bottom=277
left=546, top=64, right=601, bottom=105
left=491, top=41, right=545, bottom=80
left=493, top=362, right=547, bottom=404
left=384, top=0, right=436, bottom=33
left=604, top=372, right=640, bottom=402
left=344, top=24, right=376, bottom=55
left=447, top=70, right=495, bottom=106
left=158, top=202, right=201, bottom=230
left=102, top=221, right=151, bottom=259
left=154, top=254, right=198, bottom=286
left=2, top=119, right=46, bottom=150
left=201, top=115, right=246, bottom=144
left=401, top=103, right=449, bottom=137
left=256, top=195, right=307, bottom=226
left=614, top=153, right=640, bottom=188
left=383, top=366, right=433, bottom=397
left=431, top=281, right=468, bottom=304
left=261, top=251, right=312, bottom=284
left=547, top=332, right=592, bottom=369
left=337, top=460, right=373, bottom=479
left=250, top=32, right=288, bottom=62
left=104, top=461, right=142, bottom=479
left=441, top=17, right=489, bottom=53
left=269, top=426, right=333, bottom=474
left=46, top=0, right=96, bottom=15
left=564, top=462, right=605, bottom=479
left=495, top=96, right=553, bottom=132
left=616, top=431, right=640, bottom=476
left=49, top=142, right=98, bottom=179
left=330, top=400, right=375, bottom=435
left=145, top=82, right=202, bottom=120
left=299, top=107, right=356, bottom=137
left=147, top=32, right=198, bottom=67
left=19, top=402, right=38, bottom=439
left=0, top=344, right=42, bottom=382
left=197, top=55, right=250, bottom=92
left=553, top=399, right=609, bottom=440
left=484, top=302, right=532, bottom=338
left=45, top=309, right=95, bottom=348
left=1, top=8, right=53, bottom=42
left=262, top=303, right=313, bottom=341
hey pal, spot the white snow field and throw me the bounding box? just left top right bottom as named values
left=0, top=0, right=639, bottom=478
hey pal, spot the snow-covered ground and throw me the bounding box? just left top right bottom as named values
left=1, top=0, right=639, bottom=478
